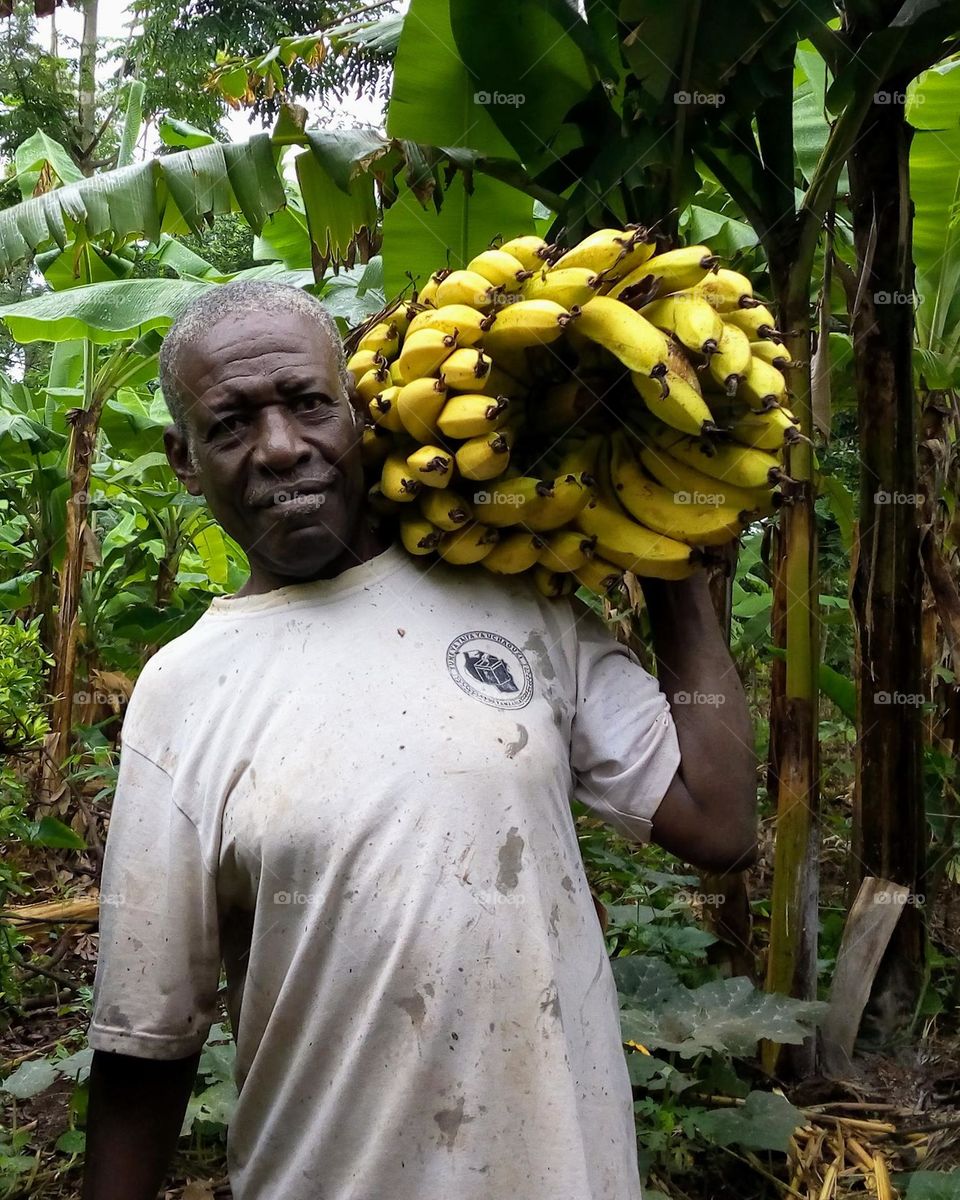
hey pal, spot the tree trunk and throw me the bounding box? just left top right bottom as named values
left=847, top=91, right=926, bottom=1027
left=77, top=0, right=98, bottom=170
left=763, top=276, right=820, bottom=1075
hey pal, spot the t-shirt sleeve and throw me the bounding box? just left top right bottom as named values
left=569, top=607, right=681, bottom=843
left=87, top=741, right=221, bottom=1059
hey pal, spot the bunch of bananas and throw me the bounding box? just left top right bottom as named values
left=347, top=230, right=799, bottom=599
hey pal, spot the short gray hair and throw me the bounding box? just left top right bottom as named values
left=158, top=280, right=350, bottom=446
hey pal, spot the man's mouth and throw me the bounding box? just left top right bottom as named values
left=251, top=479, right=336, bottom=515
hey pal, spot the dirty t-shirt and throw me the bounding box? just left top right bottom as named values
left=87, top=542, right=681, bottom=1200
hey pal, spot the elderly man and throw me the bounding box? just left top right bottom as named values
left=83, top=280, right=756, bottom=1200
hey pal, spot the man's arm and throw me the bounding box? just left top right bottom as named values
left=641, top=571, right=758, bottom=872
left=82, top=1049, right=200, bottom=1200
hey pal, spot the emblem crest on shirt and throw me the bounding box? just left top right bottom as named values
left=446, top=632, right=534, bottom=710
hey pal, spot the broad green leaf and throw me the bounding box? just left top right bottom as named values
left=680, top=205, right=759, bottom=256
left=54, top=1048, right=93, bottom=1081
left=615, top=959, right=826, bottom=1058
left=303, top=130, right=391, bottom=195
left=381, top=173, right=536, bottom=299
left=818, top=663, right=856, bottom=722
left=254, top=207, right=313, bottom=269
left=117, top=81, right=146, bottom=169
left=157, top=116, right=217, bottom=149
left=192, top=522, right=230, bottom=586
left=295, top=150, right=378, bottom=271
left=55, top=1129, right=86, bottom=1155
left=0, top=571, right=41, bottom=611
left=0, top=1058, right=58, bottom=1099
left=27, top=816, right=86, bottom=849
left=909, top=58, right=960, bottom=362
left=12, top=131, right=84, bottom=200
left=449, top=0, right=596, bottom=163
left=820, top=473, right=855, bottom=552
left=0, top=279, right=213, bottom=344
left=387, top=0, right=515, bottom=156
left=692, top=1091, right=804, bottom=1152
left=897, top=1170, right=960, bottom=1199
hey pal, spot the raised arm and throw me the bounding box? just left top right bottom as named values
left=642, top=571, right=758, bottom=872
left=82, top=1049, right=200, bottom=1200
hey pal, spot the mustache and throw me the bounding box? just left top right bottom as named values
left=247, top=473, right=339, bottom=509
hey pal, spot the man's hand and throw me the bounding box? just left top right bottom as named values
left=83, top=1048, right=200, bottom=1200
left=641, top=571, right=758, bottom=873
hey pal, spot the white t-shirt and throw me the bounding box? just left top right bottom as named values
left=88, top=542, right=680, bottom=1200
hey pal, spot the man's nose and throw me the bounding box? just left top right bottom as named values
left=252, top=407, right=311, bottom=472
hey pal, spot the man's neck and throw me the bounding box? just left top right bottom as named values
left=236, top=523, right=392, bottom=597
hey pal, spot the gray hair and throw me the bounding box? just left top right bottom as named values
left=158, top=280, right=350, bottom=452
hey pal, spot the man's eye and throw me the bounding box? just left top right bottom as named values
left=216, top=415, right=246, bottom=434
left=291, top=394, right=327, bottom=413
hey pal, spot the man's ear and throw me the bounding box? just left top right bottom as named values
left=163, top=424, right=203, bottom=496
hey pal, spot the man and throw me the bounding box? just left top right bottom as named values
left=83, top=280, right=756, bottom=1200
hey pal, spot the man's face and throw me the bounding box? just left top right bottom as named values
left=164, top=308, right=366, bottom=589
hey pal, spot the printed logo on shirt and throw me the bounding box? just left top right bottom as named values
left=446, top=631, right=534, bottom=710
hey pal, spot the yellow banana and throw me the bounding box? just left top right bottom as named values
left=553, top=227, right=656, bottom=276
left=483, top=531, right=544, bottom=574
left=381, top=451, right=422, bottom=502
left=688, top=268, right=756, bottom=313
left=368, top=386, right=404, bottom=433
left=405, top=304, right=491, bottom=347
left=437, top=522, right=499, bottom=565
left=608, top=245, right=719, bottom=303
left=358, top=320, right=400, bottom=358
left=437, top=393, right=510, bottom=439
left=739, top=357, right=788, bottom=410
left=440, top=347, right=492, bottom=391
left=395, top=328, right=457, bottom=384
left=637, top=440, right=774, bottom=516
left=497, top=234, right=555, bottom=271
left=355, top=364, right=391, bottom=404
left=573, top=557, right=625, bottom=596
left=749, top=339, right=792, bottom=369
left=533, top=565, right=575, bottom=598
left=608, top=436, right=746, bottom=546
left=574, top=296, right=670, bottom=375
left=406, top=444, right=454, bottom=488
left=395, top=377, right=448, bottom=442
left=419, top=487, right=474, bottom=531
left=530, top=378, right=605, bottom=434
left=527, top=471, right=595, bottom=531
left=390, top=360, right=405, bottom=385
left=400, top=515, right=443, bottom=556
left=455, top=428, right=514, bottom=480
left=467, top=249, right=529, bottom=291
left=368, top=481, right=400, bottom=516
left=706, top=323, right=752, bottom=393
left=728, top=405, right=800, bottom=451
left=647, top=426, right=782, bottom=490
left=574, top=493, right=696, bottom=579
left=435, top=269, right=499, bottom=310
left=388, top=303, right=417, bottom=337
left=723, top=304, right=780, bottom=340
left=640, top=294, right=724, bottom=356
left=471, top=476, right=555, bottom=528
left=416, top=272, right=444, bottom=307
left=556, top=435, right=603, bottom=477
left=666, top=339, right=702, bottom=389
left=631, top=367, right=716, bottom=437
left=522, top=266, right=602, bottom=309
left=360, top=423, right=391, bottom=469
left=481, top=300, right=572, bottom=355
left=346, top=348, right=385, bottom=380
left=538, top=530, right=596, bottom=573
